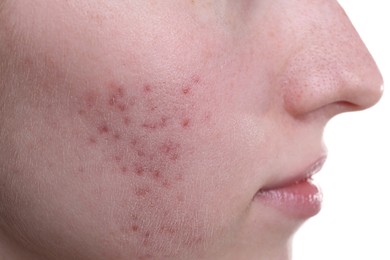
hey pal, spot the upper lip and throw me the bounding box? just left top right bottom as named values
left=259, top=155, right=327, bottom=191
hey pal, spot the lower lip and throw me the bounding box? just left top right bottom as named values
left=254, top=180, right=322, bottom=219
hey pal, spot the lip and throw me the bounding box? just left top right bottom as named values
left=254, top=156, right=326, bottom=219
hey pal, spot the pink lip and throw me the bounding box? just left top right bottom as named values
left=254, top=156, right=326, bottom=219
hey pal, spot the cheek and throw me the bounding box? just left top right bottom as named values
left=76, top=77, right=205, bottom=185
left=71, top=76, right=222, bottom=255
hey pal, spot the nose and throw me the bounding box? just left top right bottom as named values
left=281, top=2, right=383, bottom=118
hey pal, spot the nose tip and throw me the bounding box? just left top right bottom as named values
left=336, top=58, right=384, bottom=111
left=353, top=78, right=384, bottom=111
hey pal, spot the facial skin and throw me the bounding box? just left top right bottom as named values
left=0, top=0, right=383, bottom=259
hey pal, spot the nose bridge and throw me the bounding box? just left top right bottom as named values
left=281, top=1, right=383, bottom=117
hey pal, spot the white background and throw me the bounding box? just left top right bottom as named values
left=294, top=1, right=390, bottom=259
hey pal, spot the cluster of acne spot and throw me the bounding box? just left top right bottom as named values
left=76, top=77, right=208, bottom=253
left=77, top=78, right=202, bottom=197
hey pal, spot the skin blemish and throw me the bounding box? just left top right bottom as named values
left=97, top=124, right=110, bottom=134
left=123, top=117, right=132, bottom=126
left=162, top=180, right=171, bottom=189
left=141, top=116, right=169, bottom=130
left=181, top=75, right=200, bottom=95
left=114, top=155, right=122, bottom=162
left=84, top=90, right=98, bottom=109
left=121, top=166, right=128, bottom=174
left=183, top=236, right=204, bottom=247
left=130, top=138, right=139, bottom=147
left=203, top=111, right=212, bottom=123
left=108, top=96, right=115, bottom=106
left=107, top=82, right=131, bottom=112
left=131, top=225, right=139, bottom=232
left=143, top=231, right=151, bottom=245
left=118, top=104, right=127, bottom=112
left=152, top=170, right=162, bottom=180
left=143, top=84, right=152, bottom=93
left=175, top=174, right=184, bottom=181
left=159, top=225, right=176, bottom=235
left=134, top=164, right=145, bottom=176
left=141, top=122, right=157, bottom=130
left=88, top=137, right=97, bottom=145
left=130, top=214, right=139, bottom=222
left=182, top=86, right=191, bottom=95
left=159, top=140, right=180, bottom=161
left=108, top=82, right=125, bottom=98
left=135, top=187, right=151, bottom=197
left=149, top=104, right=158, bottom=112
left=181, top=118, right=190, bottom=128
left=192, top=75, right=201, bottom=85
left=113, top=132, right=121, bottom=140
left=137, top=150, right=146, bottom=157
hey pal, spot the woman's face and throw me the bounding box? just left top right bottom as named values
left=0, top=0, right=383, bottom=259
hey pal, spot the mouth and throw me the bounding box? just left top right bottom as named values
left=253, top=156, right=326, bottom=219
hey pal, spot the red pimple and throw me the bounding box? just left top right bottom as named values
left=128, top=96, right=136, bottom=106
left=152, top=170, right=161, bottom=180
left=149, top=104, right=158, bottom=112
left=121, top=166, right=128, bottom=174
left=78, top=109, right=86, bottom=115
left=107, top=82, right=126, bottom=108
left=131, top=225, right=139, bottom=232
left=118, top=103, right=127, bottom=112
left=137, top=150, right=146, bottom=157
left=143, top=84, right=152, bottom=93
left=141, top=122, right=157, bottom=130
left=160, top=116, right=168, bottom=127
left=116, top=87, right=125, bottom=98
left=134, top=164, right=145, bottom=176
left=108, top=95, right=116, bottom=106
left=114, top=155, right=122, bottom=162
left=175, top=174, right=184, bottom=181
left=142, top=116, right=169, bottom=130
left=182, top=86, right=191, bottom=95
left=203, top=111, right=212, bottom=123
left=181, top=118, right=190, bottom=128
left=88, top=137, right=97, bottom=144
left=123, top=117, right=132, bottom=126
left=97, top=124, right=110, bottom=134
left=135, top=187, right=151, bottom=197
left=160, top=140, right=180, bottom=161
left=131, top=138, right=138, bottom=147
left=162, top=180, right=171, bottom=188
left=23, top=57, right=33, bottom=66
left=159, top=225, right=176, bottom=235
left=109, top=82, right=125, bottom=96
left=192, top=75, right=201, bottom=84
left=84, top=90, right=98, bottom=109
left=113, top=133, right=121, bottom=140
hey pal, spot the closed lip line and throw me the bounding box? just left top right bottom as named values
left=260, top=155, right=327, bottom=191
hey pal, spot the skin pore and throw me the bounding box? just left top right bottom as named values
left=0, top=0, right=383, bottom=260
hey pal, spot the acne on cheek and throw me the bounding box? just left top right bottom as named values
left=75, top=77, right=209, bottom=251
left=77, top=82, right=187, bottom=186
